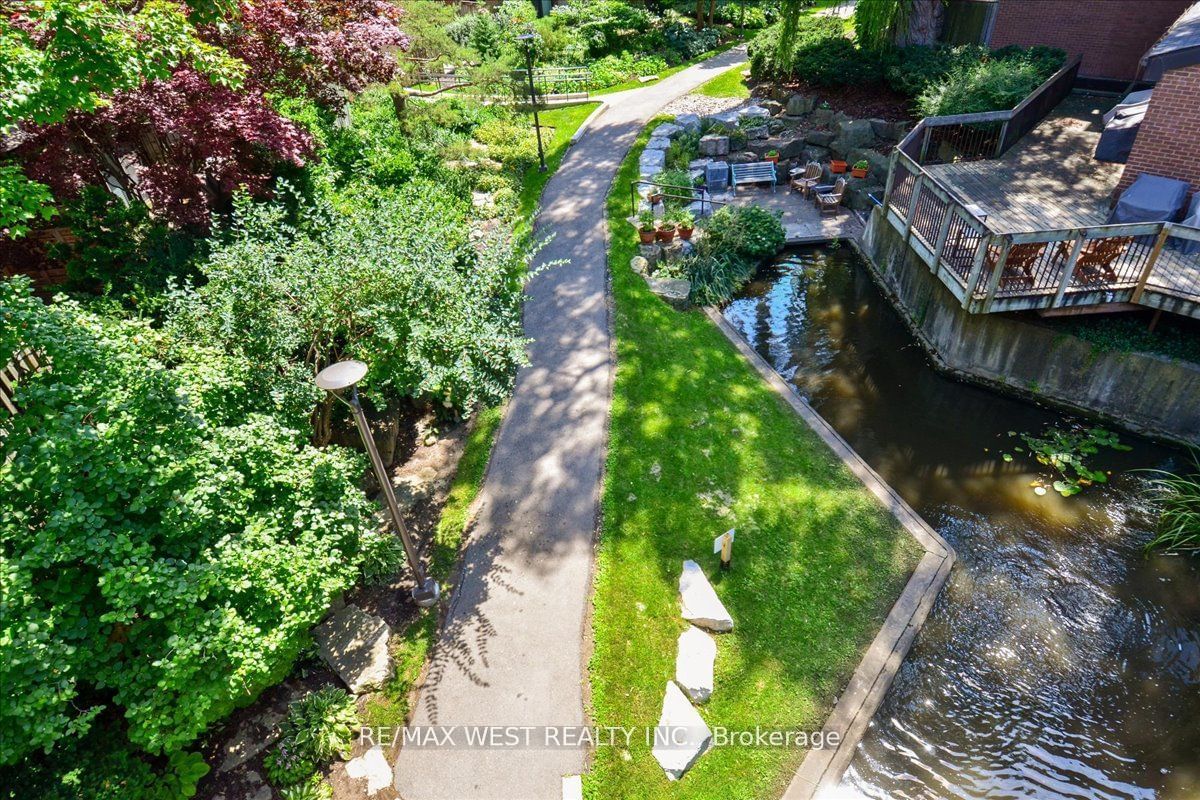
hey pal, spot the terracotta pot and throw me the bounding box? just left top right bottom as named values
left=851, top=167, right=868, bottom=179
left=655, top=225, right=676, bottom=243
left=678, top=225, right=694, bottom=240
left=765, top=154, right=779, bottom=163
left=648, top=192, right=664, bottom=204
left=638, top=228, right=657, bottom=244
left=830, top=160, right=848, bottom=173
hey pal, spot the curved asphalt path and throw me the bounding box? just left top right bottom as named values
left=394, top=46, right=747, bottom=800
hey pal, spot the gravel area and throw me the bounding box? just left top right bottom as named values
left=661, top=92, right=751, bottom=117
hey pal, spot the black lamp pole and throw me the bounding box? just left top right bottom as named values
left=518, top=33, right=547, bottom=173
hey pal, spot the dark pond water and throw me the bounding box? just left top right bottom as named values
left=722, top=245, right=1200, bottom=800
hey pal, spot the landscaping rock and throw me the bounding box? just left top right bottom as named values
left=652, top=682, right=712, bottom=781
left=831, top=118, right=875, bottom=157
left=345, top=747, right=393, bottom=796
left=639, top=148, right=667, bottom=176
left=645, top=277, right=691, bottom=311
left=738, top=105, right=771, bottom=121
left=652, top=122, right=684, bottom=140
left=630, top=256, right=650, bottom=275
left=646, top=135, right=672, bottom=151
left=785, top=94, right=816, bottom=116
left=848, top=147, right=891, bottom=178
left=314, top=604, right=393, bottom=694
left=808, top=107, right=835, bottom=128
left=800, top=145, right=832, bottom=165
left=871, top=118, right=910, bottom=141
left=698, top=134, right=730, bottom=157
left=638, top=244, right=661, bottom=265
left=701, top=111, right=740, bottom=130
left=760, top=100, right=784, bottom=117
left=805, top=129, right=836, bottom=148
left=729, top=150, right=758, bottom=164
left=675, top=113, right=702, bottom=134
left=743, top=125, right=768, bottom=141
left=778, top=137, right=807, bottom=160
left=679, top=560, right=733, bottom=632
left=675, top=626, right=717, bottom=704
left=688, top=158, right=712, bottom=171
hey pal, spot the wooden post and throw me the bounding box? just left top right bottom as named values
left=881, top=151, right=899, bottom=211
left=995, top=118, right=1010, bottom=157
left=981, top=238, right=1012, bottom=311
left=1052, top=235, right=1085, bottom=308
left=903, top=175, right=925, bottom=246
left=720, top=532, right=732, bottom=571
left=1131, top=225, right=1172, bottom=305
left=962, top=234, right=993, bottom=310
left=931, top=204, right=956, bottom=275
left=919, top=126, right=933, bottom=164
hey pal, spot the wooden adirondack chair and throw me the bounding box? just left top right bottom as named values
left=815, top=178, right=847, bottom=216
left=789, top=162, right=821, bottom=197
left=1055, top=236, right=1134, bottom=283
left=988, top=242, right=1047, bottom=288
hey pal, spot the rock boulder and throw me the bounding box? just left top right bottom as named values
left=652, top=122, right=684, bottom=140
left=675, top=113, right=702, bottom=134
left=314, top=605, right=393, bottom=694
left=679, top=560, right=733, bottom=632
left=675, top=626, right=717, bottom=703
left=698, top=134, right=730, bottom=157
left=651, top=681, right=712, bottom=781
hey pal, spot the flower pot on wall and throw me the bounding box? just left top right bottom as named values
left=678, top=224, right=694, bottom=241
left=655, top=223, right=676, bottom=243
left=830, top=160, right=847, bottom=174
left=639, top=228, right=657, bottom=244
left=851, top=167, right=868, bottom=179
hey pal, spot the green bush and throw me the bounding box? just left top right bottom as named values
left=169, top=182, right=531, bottom=421
left=6, top=736, right=210, bottom=800
left=265, top=688, right=358, bottom=788
left=917, top=57, right=1044, bottom=116
left=884, top=44, right=986, bottom=98
left=747, top=17, right=848, bottom=80
left=0, top=276, right=376, bottom=766
left=684, top=205, right=784, bottom=305
left=589, top=51, right=670, bottom=87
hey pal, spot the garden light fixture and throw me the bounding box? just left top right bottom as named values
left=517, top=32, right=548, bottom=173
left=316, top=360, right=440, bottom=609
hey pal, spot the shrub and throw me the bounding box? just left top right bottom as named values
left=1144, top=454, right=1200, bottom=554
left=917, top=58, right=1045, bottom=116
left=0, top=277, right=377, bottom=766
left=264, top=688, right=358, bottom=789
left=683, top=205, right=784, bottom=304
left=884, top=44, right=987, bottom=98
left=446, top=13, right=503, bottom=55
left=550, top=0, right=655, bottom=57
left=662, top=19, right=721, bottom=60
left=280, top=776, right=334, bottom=800
left=747, top=17, right=847, bottom=79
left=589, top=52, right=670, bottom=88
left=359, top=532, right=407, bottom=584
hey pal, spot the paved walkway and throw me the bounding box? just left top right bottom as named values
left=393, top=47, right=748, bottom=800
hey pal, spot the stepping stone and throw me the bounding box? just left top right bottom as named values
left=675, top=626, right=716, bottom=703
left=639, top=148, right=667, bottom=177
left=561, top=775, right=583, bottom=800
left=313, top=604, right=393, bottom=693
left=652, top=681, right=712, bottom=781
left=679, top=560, right=733, bottom=632
left=345, top=747, right=392, bottom=795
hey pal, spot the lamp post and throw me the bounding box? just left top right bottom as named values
left=516, top=32, right=547, bottom=173
left=316, top=360, right=439, bottom=609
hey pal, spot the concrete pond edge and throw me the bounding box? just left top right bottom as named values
left=703, top=305, right=956, bottom=800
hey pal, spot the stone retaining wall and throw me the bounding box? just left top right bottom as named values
left=860, top=208, right=1200, bottom=445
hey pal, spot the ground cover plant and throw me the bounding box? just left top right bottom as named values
left=1144, top=454, right=1200, bottom=555
left=588, top=119, right=921, bottom=799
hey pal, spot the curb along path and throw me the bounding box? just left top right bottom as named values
left=393, top=47, right=749, bottom=800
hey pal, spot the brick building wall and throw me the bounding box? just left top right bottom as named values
left=988, top=0, right=1192, bottom=81
left=1117, top=62, right=1200, bottom=194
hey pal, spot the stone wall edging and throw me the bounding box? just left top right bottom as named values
left=703, top=306, right=955, bottom=800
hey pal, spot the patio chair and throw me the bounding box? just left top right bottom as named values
left=987, top=242, right=1046, bottom=288
left=814, top=178, right=847, bottom=216
left=1055, top=237, right=1134, bottom=283
left=789, top=162, right=821, bottom=197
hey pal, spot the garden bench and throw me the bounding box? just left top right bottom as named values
left=731, top=161, right=777, bottom=193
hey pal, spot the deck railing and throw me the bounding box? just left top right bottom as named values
left=882, top=150, right=1200, bottom=316
left=897, top=54, right=1082, bottom=166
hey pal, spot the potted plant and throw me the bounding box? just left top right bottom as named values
left=764, top=149, right=780, bottom=164
left=638, top=210, right=657, bottom=244
left=647, top=188, right=664, bottom=205
left=830, top=159, right=848, bottom=174
left=656, top=218, right=676, bottom=243
left=675, top=209, right=695, bottom=241
left=851, top=159, right=869, bottom=179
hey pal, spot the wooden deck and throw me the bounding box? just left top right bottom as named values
left=924, top=94, right=1124, bottom=234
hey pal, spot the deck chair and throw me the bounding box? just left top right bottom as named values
left=789, top=162, right=821, bottom=197
left=1056, top=237, right=1134, bottom=283
left=988, top=242, right=1046, bottom=288
left=815, top=178, right=847, bottom=216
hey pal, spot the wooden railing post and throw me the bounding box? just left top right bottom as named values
left=882, top=151, right=899, bottom=211
left=931, top=204, right=956, bottom=275
left=919, top=126, right=933, bottom=164
left=995, top=118, right=1010, bottom=157
left=962, top=234, right=994, bottom=310
left=903, top=175, right=925, bottom=246
left=1053, top=234, right=1085, bottom=308
left=1132, top=224, right=1172, bottom=305
left=981, top=237, right=1012, bottom=311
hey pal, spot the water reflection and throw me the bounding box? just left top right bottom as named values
left=723, top=246, right=1200, bottom=800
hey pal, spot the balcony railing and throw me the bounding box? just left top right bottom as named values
left=881, top=150, right=1200, bottom=317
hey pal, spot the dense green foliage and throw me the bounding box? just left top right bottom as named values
left=264, top=688, right=358, bottom=789
left=684, top=205, right=786, bottom=305
left=749, top=18, right=1064, bottom=115
left=590, top=118, right=921, bottom=800
left=1145, top=455, right=1200, bottom=554
left=1001, top=425, right=1131, bottom=497
left=0, top=277, right=383, bottom=768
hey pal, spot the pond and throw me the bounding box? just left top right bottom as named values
left=722, top=245, right=1200, bottom=800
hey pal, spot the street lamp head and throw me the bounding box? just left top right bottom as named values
left=315, top=360, right=368, bottom=393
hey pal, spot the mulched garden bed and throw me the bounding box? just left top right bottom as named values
left=757, top=80, right=914, bottom=122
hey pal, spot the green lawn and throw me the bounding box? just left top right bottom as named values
left=517, top=102, right=601, bottom=227
left=586, top=120, right=922, bottom=799
left=694, top=62, right=751, bottom=98
left=591, top=41, right=745, bottom=96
